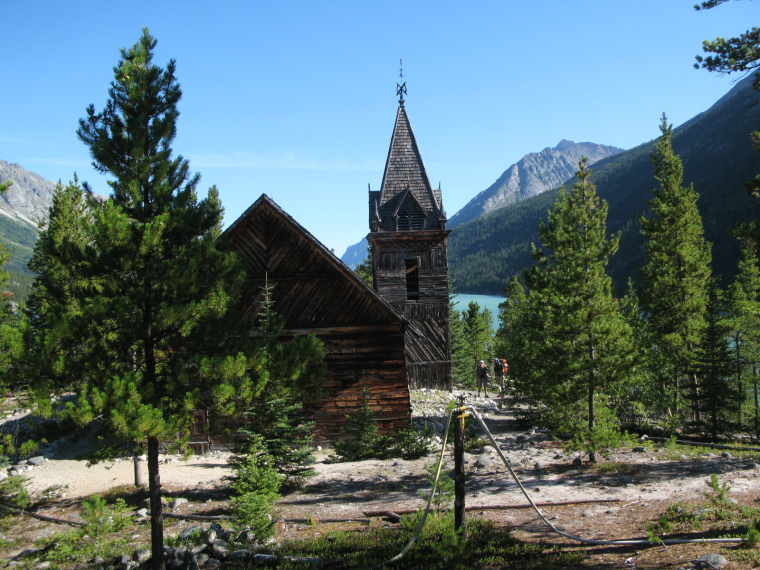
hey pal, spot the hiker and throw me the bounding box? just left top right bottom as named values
left=475, top=360, right=490, bottom=398
left=493, top=357, right=505, bottom=397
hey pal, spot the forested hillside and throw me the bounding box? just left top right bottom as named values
left=450, top=74, right=760, bottom=296
left=0, top=216, right=36, bottom=303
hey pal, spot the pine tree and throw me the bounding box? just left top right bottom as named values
left=725, top=239, right=760, bottom=435
left=354, top=245, right=373, bottom=287
left=34, top=30, right=264, bottom=569
left=461, top=301, right=494, bottom=387
left=495, top=276, right=531, bottom=401
left=0, top=180, right=23, bottom=389
left=639, top=115, right=712, bottom=427
left=25, top=179, right=95, bottom=403
left=693, top=285, right=739, bottom=439
left=523, top=158, right=633, bottom=461
left=232, top=285, right=325, bottom=485
left=448, top=293, right=471, bottom=386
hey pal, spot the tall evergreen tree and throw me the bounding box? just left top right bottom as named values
left=693, top=284, right=739, bottom=439
left=0, top=180, right=24, bottom=389
left=639, top=115, right=712, bottom=426
left=495, top=275, right=530, bottom=397
left=31, top=30, right=264, bottom=569
left=694, top=1, right=760, bottom=249
left=461, top=301, right=494, bottom=384
left=614, top=280, right=655, bottom=429
left=449, top=293, right=471, bottom=385
left=522, top=158, right=633, bottom=461
left=25, top=179, right=95, bottom=402
left=725, top=239, right=760, bottom=436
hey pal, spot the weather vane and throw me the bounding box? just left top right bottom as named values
left=396, top=58, right=407, bottom=104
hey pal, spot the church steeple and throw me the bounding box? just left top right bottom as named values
left=366, top=80, right=452, bottom=392
left=369, top=85, right=446, bottom=233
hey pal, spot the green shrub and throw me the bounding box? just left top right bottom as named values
left=419, top=458, right=454, bottom=513
left=331, top=387, right=431, bottom=462
left=80, top=494, right=129, bottom=537
left=704, top=473, right=732, bottom=508
left=230, top=435, right=283, bottom=539
left=19, top=439, right=38, bottom=458
left=0, top=476, right=29, bottom=510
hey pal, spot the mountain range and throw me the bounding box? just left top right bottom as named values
left=2, top=74, right=759, bottom=302
left=448, top=73, right=760, bottom=295
left=0, top=160, right=58, bottom=298
left=340, top=139, right=622, bottom=269
left=448, top=140, right=623, bottom=228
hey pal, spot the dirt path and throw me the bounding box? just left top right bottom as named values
left=6, top=392, right=760, bottom=568
left=14, top=394, right=760, bottom=513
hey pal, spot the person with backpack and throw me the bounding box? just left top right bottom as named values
left=475, top=360, right=491, bottom=398
left=493, top=357, right=505, bottom=397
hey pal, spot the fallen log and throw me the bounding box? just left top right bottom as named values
left=0, top=502, right=83, bottom=527
left=278, top=517, right=372, bottom=524
left=643, top=436, right=760, bottom=452
left=363, top=498, right=621, bottom=517
left=163, top=512, right=371, bottom=525
left=163, top=512, right=233, bottom=521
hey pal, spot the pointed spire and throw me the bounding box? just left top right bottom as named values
left=368, top=68, right=446, bottom=232
left=396, top=59, right=407, bottom=106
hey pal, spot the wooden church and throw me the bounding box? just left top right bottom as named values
left=221, top=85, right=452, bottom=440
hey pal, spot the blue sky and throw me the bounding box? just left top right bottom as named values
left=1, top=1, right=756, bottom=256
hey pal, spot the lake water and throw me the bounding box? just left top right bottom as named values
left=451, top=293, right=504, bottom=317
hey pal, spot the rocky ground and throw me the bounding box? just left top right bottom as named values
left=0, top=390, right=758, bottom=568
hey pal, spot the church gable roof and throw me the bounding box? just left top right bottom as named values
left=223, top=194, right=404, bottom=328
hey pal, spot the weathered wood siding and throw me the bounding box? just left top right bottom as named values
left=369, top=231, right=453, bottom=391
left=223, top=196, right=412, bottom=440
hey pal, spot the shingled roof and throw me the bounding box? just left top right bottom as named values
left=369, top=100, right=446, bottom=232
left=223, top=194, right=405, bottom=328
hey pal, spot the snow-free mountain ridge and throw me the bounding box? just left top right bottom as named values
left=0, top=160, right=59, bottom=229
left=340, top=140, right=623, bottom=267
left=447, top=140, right=623, bottom=228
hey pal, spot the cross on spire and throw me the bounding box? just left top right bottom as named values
left=396, top=58, right=407, bottom=105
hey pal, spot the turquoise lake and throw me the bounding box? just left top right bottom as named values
left=451, top=293, right=504, bottom=317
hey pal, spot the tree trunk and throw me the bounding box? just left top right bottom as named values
left=754, top=377, right=759, bottom=439
left=588, top=375, right=596, bottom=463
left=691, top=372, right=701, bottom=424
left=588, top=343, right=596, bottom=463
left=148, top=436, right=165, bottom=570
left=453, top=404, right=466, bottom=538
left=134, top=453, right=145, bottom=487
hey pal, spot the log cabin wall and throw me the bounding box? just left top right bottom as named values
left=222, top=195, right=412, bottom=441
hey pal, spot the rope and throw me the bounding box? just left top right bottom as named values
left=371, top=405, right=457, bottom=568
left=467, top=405, right=748, bottom=546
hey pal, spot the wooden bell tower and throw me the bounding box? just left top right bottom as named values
left=367, top=80, right=452, bottom=391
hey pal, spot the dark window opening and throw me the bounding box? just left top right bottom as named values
left=405, top=258, right=419, bottom=300
left=397, top=209, right=410, bottom=231
left=410, top=208, right=424, bottom=229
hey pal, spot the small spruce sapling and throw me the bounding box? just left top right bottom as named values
left=229, top=435, right=283, bottom=539
left=419, top=457, right=455, bottom=514
left=332, top=386, right=383, bottom=461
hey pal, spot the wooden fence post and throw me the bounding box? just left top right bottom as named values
left=454, top=396, right=467, bottom=537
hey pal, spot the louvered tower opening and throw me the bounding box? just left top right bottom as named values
left=397, top=209, right=410, bottom=231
